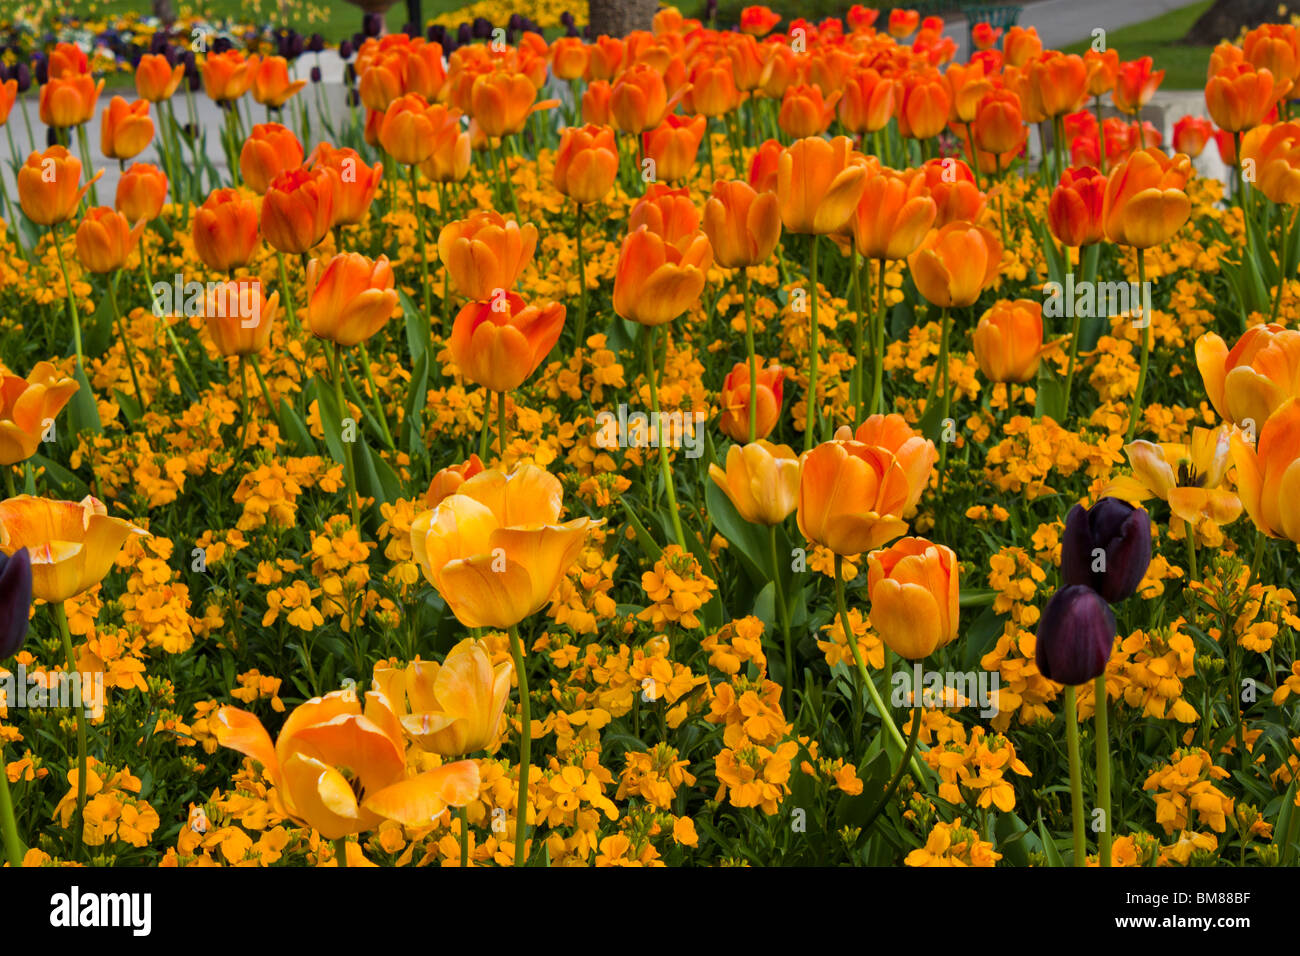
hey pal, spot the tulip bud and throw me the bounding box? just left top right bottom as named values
left=1060, top=498, right=1152, bottom=603
left=1035, top=585, right=1116, bottom=685
left=0, top=548, right=32, bottom=658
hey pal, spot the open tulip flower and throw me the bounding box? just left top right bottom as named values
left=1106, top=427, right=1243, bottom=534
left=797, top=439, right=911, bottom=556
left=1196, top=324, right=1300, bottom=429
left=709, top=440, right=799, bottom=527
left=214, top=690, right=480, bottom=841
left=0, top=364, right=79, bottom=466
left=1230, top=397, right=1300, bottom=542
left=372, top=638, right=513, bottom=757
left=437, top=212, right=539, bottom=304
left=866, top=537, right=959, bottom=660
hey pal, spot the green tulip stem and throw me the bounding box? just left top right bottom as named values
left=328, top=342, right=363, bottom=531
left=574, top=203, right=588, bottom=348
left=507, top=624, right=531, bottom=867
left=108, top=273, right=145, bottom=409
left=645, top=326, right=688, bottom=550
left=937, top=306, right=952, bottom=497
left=1126, top=248, right=1150, bottom=442
left=54, top=602, right=87, bottom=851
left=51, top=225, right=85, bottom=373
left=1062, top=247, right=1085, bottom=414
left=276, top=250, right=302, bottom=335
left=851, top=248, right=866, bottom=425
left=870, top=258, right=887, bottom=415
left=333, top=837, right=348, bottom=866
left=1095, top=674, right=1112, bottom=867
left=857, top=704, right=923, bottom=838
left=743, top=268, right=758, bottom=443
left=1064, top=684, right=1086, bottom=866
left=768, top=524, right=792, bottom=699
left=834, top=554, right=925, bottom=782
left=804, top=235, right=820, bottom=452
left=409, top=164, right=435, bottom=340
left=0, top=739, right=25, bottom=866
left=458, top=804, right=470, bottom=868
left=496, top=390, right=509, bottom=463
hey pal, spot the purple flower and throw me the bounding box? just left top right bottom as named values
left=1060, top=498, right=1151, bottom=603
left=0, top=549, right=32, bottom=659
left=1035, top=585, right=1116, bottom=686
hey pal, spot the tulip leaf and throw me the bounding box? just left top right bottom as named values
left=66, top=362, right=102, bottom=437
left=402, top=350, right=429, bottom=456
left=1034, top=362, right=1066, bottom=423
left=995, top=811, right=1032, bottom=868
left=112, top=388, right=142, bottom=425
left=619, top=498, right=663, bottom=562
left=1037, top=818, right=1065, bottom=868
left=399, top=289, right=426, bottom=367
left=1277, top=777, right=1299, bottom=866
left=277, top=397, right=317, bottom=455
left=703, top=479, right=769, bottom=587
left=84, top=288, right=115, bottom=357
left=28, top=453, right=86, bottom=498
left=352, top=440, right=401, bottom=509
left=313, top=375, right=348, bottom=466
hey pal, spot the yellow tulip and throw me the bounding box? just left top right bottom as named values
left=708, top=440, right=799, bottom=526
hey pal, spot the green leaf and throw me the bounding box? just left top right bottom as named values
left=1034, top=361, right=1066, bottom=422
left=66, top=362, right=102, bottom=437
left=1038, top=817, right=1065, bottom=868
left=703, top=478, right=769, bottom=587
left=402, top=350, right=429, bottom=456
left=277, top=397, right=317, bottom=454
left=619, top=498, right=663, bottom=562
left=399, top=288, right=428, bottom=367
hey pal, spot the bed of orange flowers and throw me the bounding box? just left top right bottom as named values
left=0, top=4, right=1299, bottom=869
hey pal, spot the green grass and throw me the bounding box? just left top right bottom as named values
left=1062, top=1, right=1215, bottom=90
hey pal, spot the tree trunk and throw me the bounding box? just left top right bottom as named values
left=1182, top=0, right=1280, bottom=45
left=588, top=0, right=658, bottom=37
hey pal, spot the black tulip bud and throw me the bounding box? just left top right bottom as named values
left=0, top=549, right=32, bottom=659
left=472, top=17, right=492, bottom=39
left=213, top=36, right=232, bottom=54
left=561, top=11, right=575, bottom=27
left=15, top=62, right=32, bottom=93
left=187, top=68, right=201, bottom=92
left=1061, top=498, right=1152, bottom=604
left=310, top=65, right=322, bottom=83
left=402, top=22, right=417, bottom=38
left=288, top=33, right=305, bottom=59
left=363, top=13, right=384, bottom=38
left=308, top=33, right=325, bottom=54
left=457, top=23, right=472, bottom=45
left=34, top=56, right=48, bottom=86
left=339, top=39, right=354, bottom=60
left=1036, top=585, right=1117, bottom=686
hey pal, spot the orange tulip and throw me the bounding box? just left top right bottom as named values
left=1048, top=165, right=1107, bottom=247
left=687, top=58, right=739, bottom=117
left=918, top=157, right=985, bottom=227
left=610, top=64, right=673, bottom=134
left=201, top=50, right=257, bottom=102
left=17, top=146, right=101, bottom=226
left=797, top=439, right=911, bottom=555
left=424, top=455, right=486, bottom=507
left=586, top=37, right=625, bottom=81
left=74, top=206, right=145, bottom=273
left=834, top=414, right=938, bottom=516
left=907, top=221, right=1002, bottom=308
left=972, top=88, right=1025, bottom=156
left=866, top=537, right=959, bottom=660
left=1241, top=122, right=1300, bottom=204
left=238, top=122, right=304, bottom=195
left=39, top=74, right=102, bottom=128
left=359, top=51, right=406, bottom=112
left=708, top=439, right=799, bottom=526
left=748, top=137, right=783, bottom=193
left=0, top=495, right=146, bottom=604
left=553, top=124, right=619, bottom=204
left=1030, top=52, right=1088, bottom=118
left=201, top=278, right=279, bottom=357
left=134, top=53, right=184, bottom=102
left=703, top=180, right=781, bottom=269
left=0, top=363, right=79, bottom=466
left=1196, top=324, right=1300, bottom=429
left=1230, top=397, right=1300, bottom=542
left=612, top=225, right=712, bottom=327
left=192, top=187, right=261, bottom=272
left=449, top=293, right=565, bottom=393
left=261, top=167, right=334, bottom=255
left=643, top=113, right=707, bottom=183
left=1106, top=427, right=1241, bottom=530
left=405, top=40, right=448, bottom=101
left=582, top=79, right=612, bottom=125
left=115, top=162, right=168, bottom=223
left=99, top=96, right=153, bottom=161
left=416, top=107, right=472, bottom=183
left=777, top=83, right=840, bottom=139
left=250, top=55, right=307, bottom=109
left=550, top=37, right=589, bottom=81
left=839, top=68, right=895, bottom=134
left=1101, top=147, right=1192, bottom=249
left=846, top=168, right=936, bottom=260
left=1085, top=48, right=1119, bottom=97
left=470, top=70, right=555, bottom=139
left=718, top=360, right=784, bottom=441
left=437, top=212, right=538, bottom=302
left=214, top=691, right=480, bottom=840
left=776, top=135, right=869, bottom=235
left=48, top=42, right=90, bottom=80
left=372, top=639, right=513, bottom=756
left=898, top=69, right=950, bottom=140
left=888, top=8, right=920, bottom=38
left=1002, top=26, right=1042, bottom=68
left=305, top=252, right=399, bottom=347
left=379, top=93, right=448, bottom=166
left=1112, top=56, right=1164, bottom=115
left=1172, top=115, right=1214, bottom=158
left=0, top=79, right=15, bottom=126
left=740, top=6, right=782, bottom=36
left=971, top=22, right=1002, bottom=52
left=410, top=464, right=602, bottom=630
left=1205, top=63, right=1277, bottom=133
left=1244, top=24, right=1300, bottom=97
left=972, top=298, right=1058, bottom=383
left=945, top=61, right=994, bottom=125
left=309, top=143, right=382, bottom=226
left=629, top=183, right=701, bottom=245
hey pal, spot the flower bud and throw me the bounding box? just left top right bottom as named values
left=1060, top=498, right=1152, bottom=603
left=1035, top=585, right=1116, bottom=685
left=0, top=547, right=32, bottom=658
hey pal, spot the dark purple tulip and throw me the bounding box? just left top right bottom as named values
left=347, top=87, right=361, bottom=108
left=344, top=63, right=357, bottom=84
left=427, top=25, right=445, bottom=44
left=310, top=65, right=322, bottom=84
left=339, top=39, right=355, bottom=59
left=187, top=68, right=201, bottom=92
left=1035, top=585, right=1116, bottom=686
left=402, top=22, right=418, bottom=37
left=0, top=549, right=32, bottom=659
left=288, top=33, right=305, bottom=59
left=561, top=11, right=575, bottom=27
left=213, top=36, right=232, bottom=54
left=363, top=12, right=384, bottom=38
left=457, top=23, right=472, bottom=45
left=34, top=55, right=48, bottom=86
left=472, top=17, right=492, bottom=39
left=14, top=62, right=31, bottom=93
left=308, top=33, right=325, bottom=54
left=1061, top=498, right=1152, bottom=603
